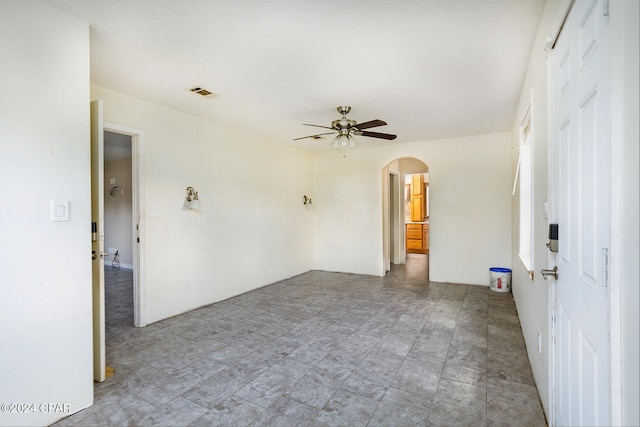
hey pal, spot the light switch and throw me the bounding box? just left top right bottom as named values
left=51, top=200, right=70, bottom=222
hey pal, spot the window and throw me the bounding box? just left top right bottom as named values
left=516, top=111, right=534, bottom=272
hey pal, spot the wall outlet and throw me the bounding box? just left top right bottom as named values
left=186, top=279, right=192, bottom=288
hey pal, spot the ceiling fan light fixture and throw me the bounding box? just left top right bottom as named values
left=294, top=106, right=396, bottom=147
left=331, top=132, right=356, bottom=149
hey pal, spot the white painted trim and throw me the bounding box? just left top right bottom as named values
left=607, top=1, right=627, bottom=424
left=389, top=170, right=403, bottom=265
left=546, top=45, right=558, bottom=427
left=104, top=122, right=147, bottom=327
left=382, top=168, right=391, bottom=273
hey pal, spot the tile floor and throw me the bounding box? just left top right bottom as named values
left=54, top=255, right=546, bottom=426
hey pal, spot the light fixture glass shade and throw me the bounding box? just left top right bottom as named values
left=189, top=199, right=200, bottom=209
left=331, top=133, right=356, bottom=149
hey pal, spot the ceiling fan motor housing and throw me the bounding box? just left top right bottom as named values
left=333, top=106, right=356, bottom=130
left=332, top=118, right=357, bottom=130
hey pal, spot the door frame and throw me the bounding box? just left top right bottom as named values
left=389, top=170, right=403, bottom=266
left=382, top=166, right=402, bottom=272
left=382, top=158, right=430, bottom=274
left=607, top=1, right=636, bottom=423
left=90, top=101, right=105, bottom=382
left=104, top=122, right=147, bottom=327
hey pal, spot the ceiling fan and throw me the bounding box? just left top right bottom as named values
left=294, top=106, right=397, bottom=148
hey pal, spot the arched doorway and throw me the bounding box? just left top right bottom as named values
left=382, top=157, right=429, bottom=279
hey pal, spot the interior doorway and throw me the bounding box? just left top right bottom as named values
left=104, top=131, right=135, bottom=332
left=383, top=157, right=429, bottom=279
left=103, top=123, right=146, bottom=329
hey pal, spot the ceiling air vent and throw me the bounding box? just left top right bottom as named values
left=188, top=86, right=216, bottom=98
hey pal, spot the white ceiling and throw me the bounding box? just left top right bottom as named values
left=45, top=0, right=545, bottom=150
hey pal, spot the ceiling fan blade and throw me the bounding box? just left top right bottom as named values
left=293, top=131, right=336, bottom=141
left=354, top=119, right=387, bottom=130
left=303, top=123, right=334, bottom=130
left=360, top=130, right=397, bottom=140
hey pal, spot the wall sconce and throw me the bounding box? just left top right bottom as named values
left=184, top=186, right=200, bottom=210
left=303, top=195, right=313, bottom=208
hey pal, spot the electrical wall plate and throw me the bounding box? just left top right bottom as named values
left=51, top=200, right=70, bottom=222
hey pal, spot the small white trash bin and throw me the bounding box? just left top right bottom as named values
left=489, top=267, right=512, bottom=292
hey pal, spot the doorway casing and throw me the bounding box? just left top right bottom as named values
left=382, top=157, right=429, bottom=274
left=104, top=122, right=146, bottom=327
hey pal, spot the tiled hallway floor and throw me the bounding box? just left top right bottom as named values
left=55, top=255, right=546, bottom=426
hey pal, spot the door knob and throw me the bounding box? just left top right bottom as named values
left=92, top=250, right=109, bottom=260
left=540, top=266, right=558, bottom=280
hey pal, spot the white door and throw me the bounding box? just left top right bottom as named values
left=91, top=100, right=106, bottom=382
left=551, top=0, right=611, bottom=425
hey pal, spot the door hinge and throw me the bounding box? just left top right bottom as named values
left=602, top=248, right=609, bottom=287
left=603, top=0, right=609, bottom=16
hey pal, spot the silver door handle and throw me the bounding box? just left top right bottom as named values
left=540, top=266, right=558, bottom=280
left=92, top=250, right=109, bottom=260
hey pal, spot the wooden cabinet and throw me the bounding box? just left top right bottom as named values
left=424, top=223, right=429, bottom=254
left=410, top=195, right=423, bottom=222
left=411, top=174, right=424, bottom=195
left=406, top=223, right=428, bottom=254
left=406, top=174, right=429, bottom=254
left=410, top=174, right=425, bottom=222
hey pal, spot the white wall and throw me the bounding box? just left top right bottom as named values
left=91, top=87, right=314, bottom=324
left=0, top=2, right=93, bottom=426
left=313, top=133, right=512, bottom=284
left=508, top=0, right=560, bottom=418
